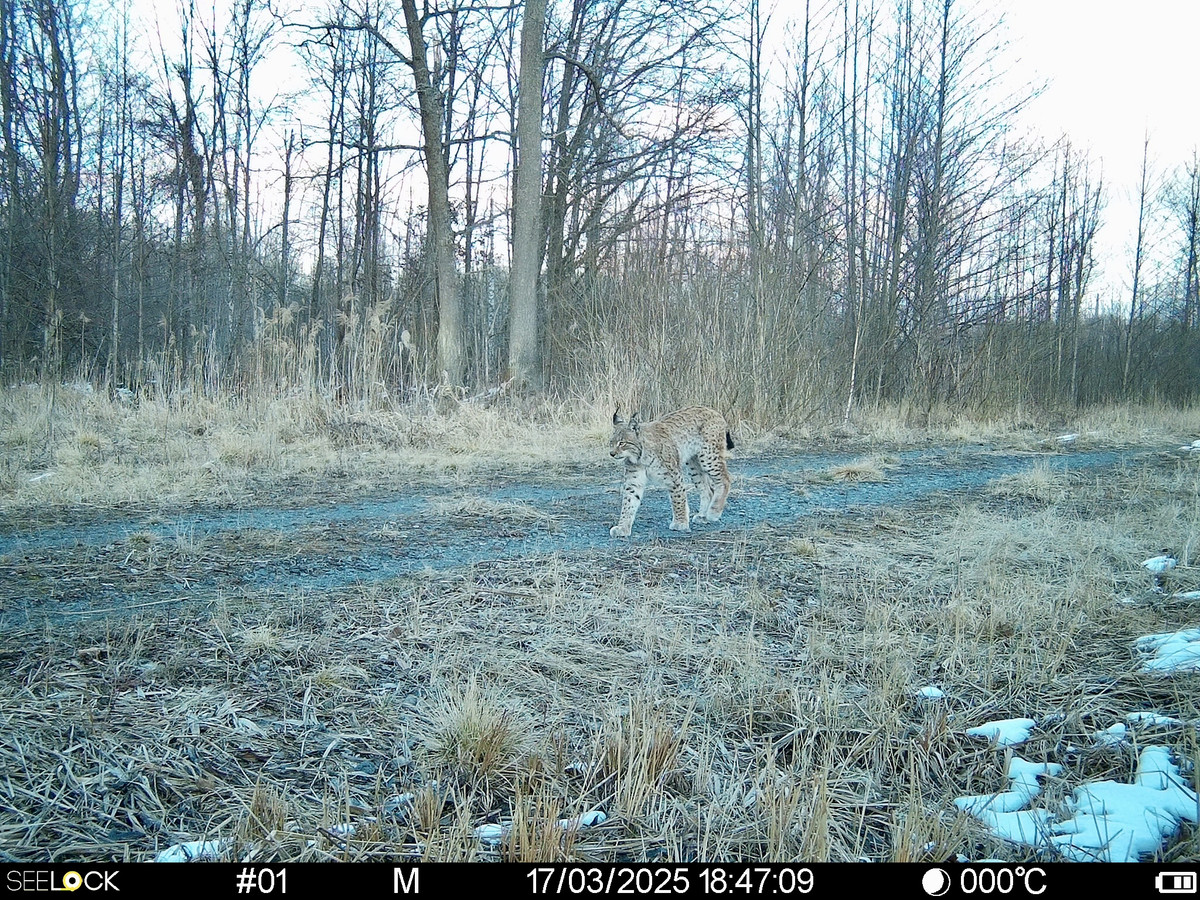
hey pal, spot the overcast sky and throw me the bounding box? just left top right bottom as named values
left=1000, top=0, right=1199, bottom=301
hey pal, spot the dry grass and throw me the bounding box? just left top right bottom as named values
left=2, top=386, right=1200, bottom=862
left=426, top=498, right=555, bottom=527
left=0, top=383, right=611, bottom=510
left=823, top=455, right=897, bottom=483
left=5, top=383, right=1199, bottom=513
left=987, top=461, right=1070, bottom=503
left=843, top=400, right=1200, bottom=451
left=422, top=679, right=532, bottom=781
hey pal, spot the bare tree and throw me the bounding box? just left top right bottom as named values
left=745, top=0, right=765, bottom=253
left=156, top=0, right=211, bottom=379
left=0, top=0, right=14, bottom=374
left=537, top=0, right=731, bottom=376
left=1123, top=135, right=1153, bottom=396
left=1060, top=147, right=1104, bottom=405
left=1172, top=152, right=1199, bottom=332
left=301, top=15, right=350, bottom=379
left=0, top=0, right=84, bottom=377
left=305, top=1, right=466, bottom=386
left=400, top=0, right=463, bottom=386
left=839, top=0, right=876, bottom=422
left=508, top=0, right=547, bottom=390
left=104, top=5, right=132, bottom=387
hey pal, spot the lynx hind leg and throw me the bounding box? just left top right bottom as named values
left=698, top=449, right=731, bottom=522
left=687, top=456, right=716, bottom=522
left=611, top=466, right=647, bottom=537
left=667, top=473, right=691, bottom=531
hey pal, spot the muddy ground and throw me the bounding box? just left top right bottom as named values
left=0, top=446, right=1129, bottom=629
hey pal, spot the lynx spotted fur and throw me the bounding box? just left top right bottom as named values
left=609, top=406, right=733, bottom=537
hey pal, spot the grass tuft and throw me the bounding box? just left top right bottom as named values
left=602, top=696, right=689, bottom=818
left=423, top=679, right=531, bottom=782
left=825, top=455, right=896, bottom=482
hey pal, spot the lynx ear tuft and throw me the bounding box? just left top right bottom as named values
left=612, top=410, right=622, bottom=425
left=629, top=412, right=640, bottom=430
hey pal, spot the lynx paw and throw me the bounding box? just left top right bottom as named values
left=669, top=519, right=691, bottom=532
left=610, top=523, right=632, bottom=537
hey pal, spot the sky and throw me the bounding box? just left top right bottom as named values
left=998, top=0, right=1200, bottom=300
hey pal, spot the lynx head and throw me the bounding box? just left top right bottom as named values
left=609, top=410, right=642, bottom=462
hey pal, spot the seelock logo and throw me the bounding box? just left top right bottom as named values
left=6, top=871, right=120, bottom=893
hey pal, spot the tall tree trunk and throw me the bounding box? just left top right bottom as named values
left=281, top=129, right=294, bottom=310
left=1123, top=137, right=1151, bottom=396
left=0, top=0, right=17, bottom=375
left=508, top=0, right=547, bottom=390
left=401, top=0, right=463, bottom=386
left=1181, top=154, right=1199, bottom=332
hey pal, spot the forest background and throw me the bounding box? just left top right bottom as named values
left=2, top=0, right=1198, bottom=424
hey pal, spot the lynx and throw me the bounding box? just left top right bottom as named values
left=608, top=406, right=734, bottom=537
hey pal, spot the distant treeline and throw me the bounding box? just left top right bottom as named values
left=1, top=0, right=1197, bottom=419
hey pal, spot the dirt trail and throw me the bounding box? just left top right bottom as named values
left=0, top=446, right=1129, bottom=628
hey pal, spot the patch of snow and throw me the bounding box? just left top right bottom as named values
left=474, top=808, right=606, bottom=847
left=153, top=840, right=225, bottom=862
left=1008, top=758, right=1064, bottom=798
left=958, top=743, right=1198, bottom=863
left=1136, top=629, right=1200, bottom=673
left=384, top=793, right=416, bottom=816
left=955, top=792, right=1036, bottom=816
left=474, top=823, right=506, bottom=845
left=1126, top=712, right=1183, bottom=729
left=1049, top=747, right=1198, bottom=861
left=955, top=756, right=1062, bottom=821
left=1092, top=723, right=1128, bottom=747
left=966, top=717, right=1036, bottom=747
left=969, top=808, right=1055, bottom=845
left=559, top=809, right=607, bottom=830
left=1143, top=553, right=1177, bottom=575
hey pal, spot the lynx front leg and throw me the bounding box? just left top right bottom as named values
left=610, top=466, right=648, bottom=537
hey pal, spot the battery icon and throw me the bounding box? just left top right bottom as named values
left=1156, top=873, right=1197, bottom=894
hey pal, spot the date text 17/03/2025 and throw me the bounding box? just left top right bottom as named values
left=527, top=866, right=815, bottom=896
